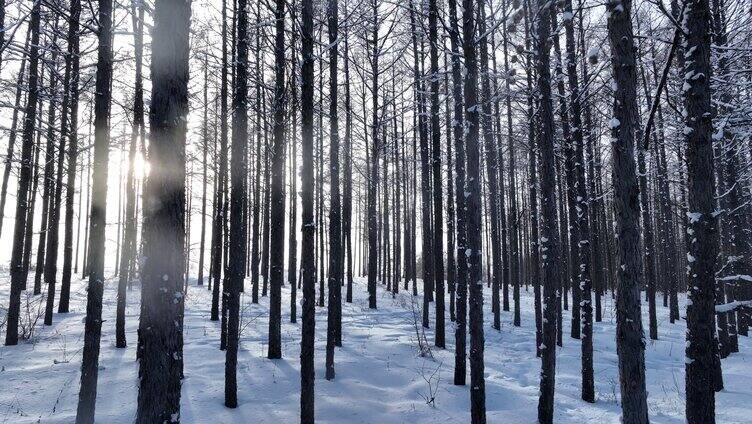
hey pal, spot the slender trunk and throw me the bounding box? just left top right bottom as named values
left=0, top=30, right=30, bottom=242
left=606, top=0, right=649, bottom=421
left=325, top=0, right=341, bottom=379
left=367, top=0, right=380, bottom=310
left=289, top=3, right=299, bottom=320
left=683, top=0, right=718, bottom=421
left=35, top=30, right=61, bottom=295
left=250, top=25, right=263, bottom=303
left=211, top=0, right=230, bottom=323
left=534, top=0, right=561, bottom=419
left=225, top=0, right=249, bottom=404
left=45, top=6, right=81, bottom=324
left=115, top=0, right=144, bottom=345
left=462, top=0, right=486, bottom=418
left=300, top=0, right=316, bottom=415
left=76, top=0, right=114, bottom=419
left=198, top=52, right=209, bottom=287
left=428, top=0, right=445, bottom=348
left=267, top=0, right=287, bottom=359
left=447, top=0, right=466, bottom=385
left=498, top=4, right=520, bottom=327
left=343, top=25, right=354, bottom=304
left=59, top=0, right=83, bottom=314
left=5, top=2, right=41, bottom=346
left=136, top=0, right=190, bottom=420
left=477, top=1, right=502, bottom=332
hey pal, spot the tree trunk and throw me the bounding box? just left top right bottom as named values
left=210, top=0, right=230, bottom=323
left=478, top=1, right=503, bottom=333
left=683, top=0, right=718, bottom=421
left=0, top=29, right=30, bottom=244
left=45, top=4, right=81, bottom=325
left=462, top=0, right=486, bottom=419
left=136, top=0, right=190, bottom=420
left=606, top=0, right=649, bottom=421
left=76, top=0, right=114, bottom=419
left=5, top=1, right=41, bottom=346
left=533, top=0, right=562, bottom=421
left=224, top=0, right=249, bottom=405
left=198, top=50, right=209, bottom=287
left=267, top=0, right=287, bottom=360
left=300, top=0, right=316, bottom=416
left=59, top=0, right=83, bottom=314
left=325, top=0, right=341, bottom=380
left=447, top=0, right=466, bottom=386
left=34, top=30, right=61, bottom=296
left=428, top=0, right=445, bottom=348
left=367, top=0, right=380, bottom=310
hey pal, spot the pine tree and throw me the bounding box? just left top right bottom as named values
left=267, top=0, right=287, bottom=359
left=462, top=0, right=487, bottom=419
left=59, top=0, right=83, bottom=315
left=136, top=0, right=191, bottom=420
left=533, top=0, right=562, bottom=421
left=76, top=0, right=114, bottom=419
left=300, top=0, right=317, bottom=415
left=325, top=0, right=341, bottom=380
left=606, top=0, right=649, bottom=421
left=5, top=0, right=41, bottom=347
left=447, top=0, right=466, bottom=386
left=428, top=0, right=445, bottom=348
left=683, top=0, right=718, bottom=421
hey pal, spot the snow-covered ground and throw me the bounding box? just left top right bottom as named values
left=0, top=271, right=750, bottom=423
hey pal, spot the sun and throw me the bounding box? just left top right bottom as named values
left=133, top=150, right=149, bottom=180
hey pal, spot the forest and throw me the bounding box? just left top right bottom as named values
left=0, top=0, right=750, bottom=422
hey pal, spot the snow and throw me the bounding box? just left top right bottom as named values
left=715, top=300, right=752, bottom=313
left=1, top=272, right=751, bottom=423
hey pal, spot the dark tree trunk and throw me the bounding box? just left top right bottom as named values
left=560, top=0, right=593, bottom=400
left=367, top=0, right=379, bottom=310
left=35, top=32, right=61, bottom=296
left=477, top=1, right=503, bottom=333
left=683, top=0, right=718, bottom=422
left=428, top=0, right=445, bottom=348
left=637, top=67, right=659, bottom=342
left=444, top=55, right=456, bottom=322
left=250, top=25, right=263, bottom=303
left=498, top=3, right=520, bottom=327
left=461, top=0, right=486, bottom=419
left=325, top=0, right=341, bottom=380
left=0, top=29, right=30, bottom=243
left=268, top=0, right=287, bottom=360
left=59, top=0, right=83, bottom=314
left=45, top=2, right=81, bottom=325
left=22, top=115, right=42, bottom=286
left=300, top=0, right=316, bottom=416
left=136, top=0, right=190, bottom=420
left=198, top=51, right=209, bottom=287
left=523, top=0, right=542, bottom=357
left=115, top=0, right=144, bottom=346
left=578, top=0, right=602, bottom=326
left=533, top=1, right=561, bottom=421
left=447, top=0, right=466, bottom=386
left=289, top=3, right=299, bottom=321
left=5, top=1, right=41, bottom=347
left=211, top=0, right=230, bottom=323
left=343, top=25, right=354, bottom=304
left=76, top=0, right=114, bottom=419
left=225, top=0, right=249, bottom=405
left=606, top=0, right=649, bottom=421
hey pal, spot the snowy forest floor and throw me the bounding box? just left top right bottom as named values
left=1, top=271, right=750, bottom=423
